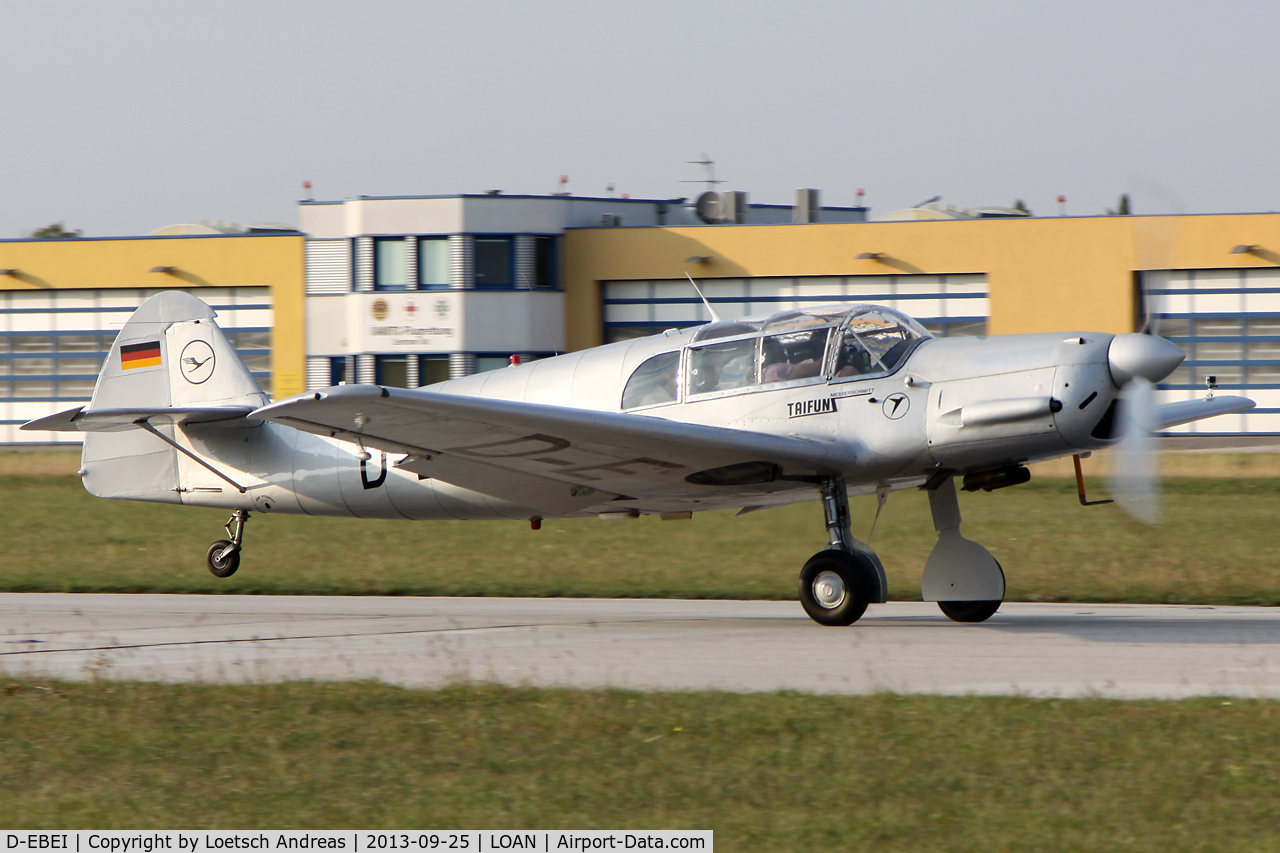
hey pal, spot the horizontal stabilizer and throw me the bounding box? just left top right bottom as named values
left=1152, top=395, right=1255, bottom=431
left=21, top=406, right=258, bottom=433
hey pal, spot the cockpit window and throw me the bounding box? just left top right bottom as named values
left=676, top=303, right=929, bottom=399
left=688, top=338, right=757, bottom=396
left=830, top=310, right=926, bottom=379
left=622, top=351, right=681, bottom=410
left=761, top=328, right=830, bottom=384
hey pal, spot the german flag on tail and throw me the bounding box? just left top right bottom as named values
left=121, top=341, right=162, bottom=370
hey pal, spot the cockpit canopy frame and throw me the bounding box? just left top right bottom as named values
left=620, top=304, right=931, bottom=411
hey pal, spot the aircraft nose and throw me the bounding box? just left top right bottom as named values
left=1108, top=333, right=1186, bottom=386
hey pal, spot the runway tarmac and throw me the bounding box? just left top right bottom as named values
left=1, top=593, right=1278, bottom=699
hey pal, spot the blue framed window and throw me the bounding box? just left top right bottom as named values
left=474, top=237, right=513, bottom=288
left=0, top=333, right=105, bottom=401
left=330, top=356, right=350, bottom=385
left=533, top=236, right=556, bottom=289
left=419, top=355, right=450, bottom=386
left=474, top=355, right=510, bottom=373
left=1154, top=314, right=1280, bottom=390
left=375, top=354, right=410, bottom=388
left=0, top=290, right=273, bottom=406
left=374, top=237, right=409, bottom=290
left=419, top=237, right=450, bottom=289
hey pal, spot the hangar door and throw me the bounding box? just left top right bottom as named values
left=3, top=287, right=273, bottom=445
left=603, top=273, right=988, bottom=343
left=1145, top=268, right=1280, bottom=435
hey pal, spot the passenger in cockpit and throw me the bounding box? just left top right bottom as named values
left=761, top=336, right=792, bottom=383
left=762, top=330, right=826, bottom=383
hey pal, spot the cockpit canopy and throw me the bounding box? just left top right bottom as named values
left=621, top=304, right=931, bottom=410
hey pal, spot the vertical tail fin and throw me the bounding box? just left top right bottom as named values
left=82, top=291, right=268, bottom=501
left=91, top=290, right=268, bottom=411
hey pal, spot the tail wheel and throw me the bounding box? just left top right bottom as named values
left=206, top=540, right=240, bottom=578
left=799, top=549, right=879, bottom=626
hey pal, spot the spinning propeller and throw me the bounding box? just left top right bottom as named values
left=1103, top=180, right=1190, bottom=525
left=1105, top=336, right=1187, bottom=526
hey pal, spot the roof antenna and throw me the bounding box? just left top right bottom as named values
left=685, top=272, right=722, bottom=322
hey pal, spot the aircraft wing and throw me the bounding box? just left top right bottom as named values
left=1152, top=395, right=1255, bottom=431
left=253, top=385, right=853, bottom=512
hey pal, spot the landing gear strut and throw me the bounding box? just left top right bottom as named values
left=206, top=509, right=250, bottom=578
left=798, top=477, right=887, bottom=626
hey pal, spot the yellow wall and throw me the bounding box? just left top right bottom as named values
left=563, top=214, right=1280, bottom=351
left=0, top=234, right=306, bottom=398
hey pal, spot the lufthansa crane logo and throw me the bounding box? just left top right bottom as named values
left=180, top=340, right=216, bottom=385
left=882, top=393, right=910, bottom=420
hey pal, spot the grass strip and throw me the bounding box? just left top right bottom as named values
left=1, top=680, right=1277, bottom=850
left=5, top=473, right=1280, bottom=605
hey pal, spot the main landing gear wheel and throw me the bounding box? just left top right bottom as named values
left=937, top=561, right=1004, bottom=623
left=937, top=600, right=1001, bottom=623
left=799, top=549, right=879, bottom=626
left=206, top=540, right=240, bottom=578
left=206, top=509, right=250, bottom=578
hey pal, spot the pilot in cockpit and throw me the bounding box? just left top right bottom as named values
left=833, top=323, right=914, bottom=378
left=833, top=335, right=874, bottom=377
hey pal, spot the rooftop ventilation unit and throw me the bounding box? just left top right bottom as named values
left=794, top=188, right=820, bottom=224
left=694, top=191, right=722, bottom=224
left=694, top=191, right=748, bottom=224
left=721, top=191, right=748, bottom=224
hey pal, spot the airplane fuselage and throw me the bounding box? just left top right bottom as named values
left=147, top=329, right=1123, bottom=522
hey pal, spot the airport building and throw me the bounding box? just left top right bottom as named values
left=5, top=189, right=1280, bottom=443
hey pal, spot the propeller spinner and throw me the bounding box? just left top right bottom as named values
left=1105, top=334, right=1187, bottom=526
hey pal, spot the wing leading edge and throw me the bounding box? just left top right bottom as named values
left=253, top=385, right=857, bottom=514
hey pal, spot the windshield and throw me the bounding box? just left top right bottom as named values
left=830, top=308, right=927, bottom=379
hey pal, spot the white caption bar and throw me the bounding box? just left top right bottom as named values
left=4, top=832, right=712, bottom=853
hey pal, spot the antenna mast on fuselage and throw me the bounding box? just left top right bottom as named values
left=685, top=272, right=722, bottom=323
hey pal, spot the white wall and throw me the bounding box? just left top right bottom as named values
left=347, top=197, right=466, bottom=236
left=297, top=203, right=346, bottom=239
left=462, top=290, right=565, bottom=352
left=305, top=295, right=350, bottom=355
left=304, top=290, right=565, bottom=357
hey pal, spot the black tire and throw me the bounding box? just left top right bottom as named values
left=206, top=539, right=240, bottom=578
left=798, top=549, right=879, bottom=626
left=937, top=559, right=1003, bottom=623
left=937, top=600, right=1001, bottom=623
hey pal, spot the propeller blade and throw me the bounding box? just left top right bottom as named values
left=1106, top=377, right=1160, bottom=526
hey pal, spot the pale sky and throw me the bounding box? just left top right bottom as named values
left=2, top=0, right=1277, bottom=238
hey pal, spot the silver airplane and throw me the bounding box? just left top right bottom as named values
left=23, top=291, right=1254, bottom=625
